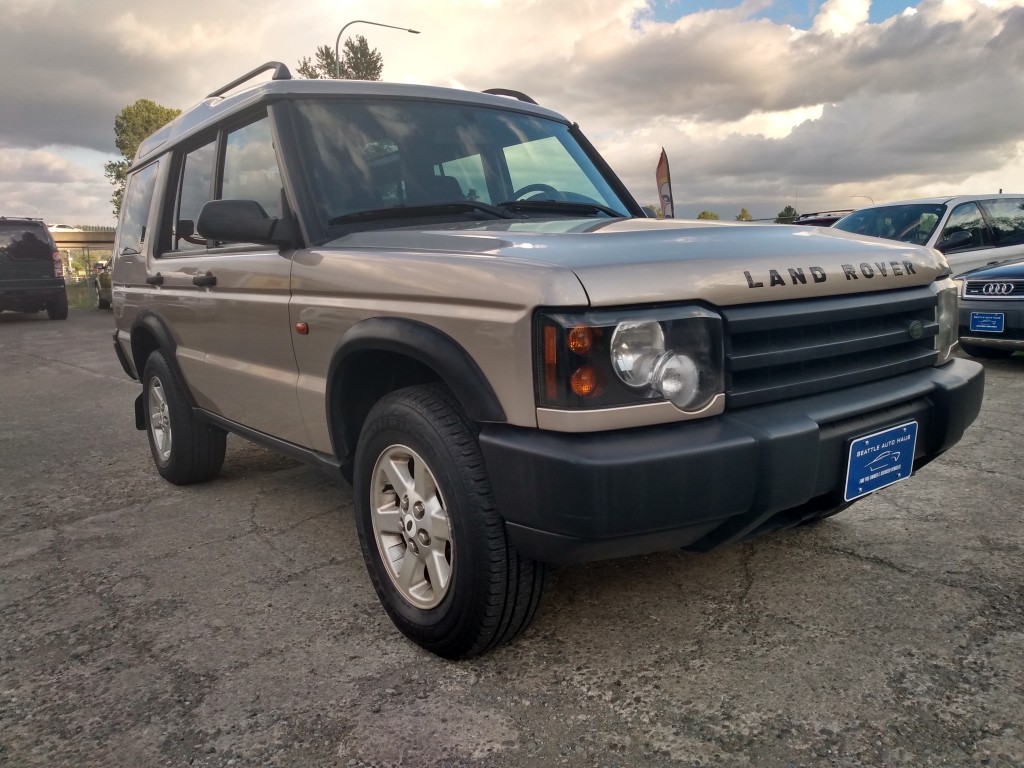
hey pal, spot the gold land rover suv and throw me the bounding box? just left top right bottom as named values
left=112, top=62, right=985, bottom=658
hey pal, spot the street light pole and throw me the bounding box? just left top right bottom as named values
left=850, top=195, right=875, bottom=205
left=334, top=20, right=420, bottom=78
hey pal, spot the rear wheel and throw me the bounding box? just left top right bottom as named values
left=142, top=350, right=226, bottom=484
left=353, top=384, right=547, bottom=659
left=959, top=342, right=1014, bottom=359
left=46, top=293, right=68, bottom=320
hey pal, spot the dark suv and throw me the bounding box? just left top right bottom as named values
left=0, top=217, right=68, bottom=320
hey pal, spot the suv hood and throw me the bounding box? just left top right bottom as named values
left=328, top=217, right=949, bottom=307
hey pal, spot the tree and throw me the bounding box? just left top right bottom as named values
left=103, top=99, right=181, bottom=216
left=775, top=205, right=799, bottom=224
left=696, top=210, right=720, bottom=220
left=296, top=45, right=340, bottom=79
left=735, top=208, right=752, bottom=221
left=296, top=35, right=383, bottom=80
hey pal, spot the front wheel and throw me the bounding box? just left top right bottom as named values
left=353, top=384, right=547, bottom=659
left=142, top=350, right=226, bottom=485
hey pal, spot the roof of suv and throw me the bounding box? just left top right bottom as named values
left=849, top=193, right=1024, bottom=210
left=135, top=63, right=568, bottom=165
left=1, top=216, right=48, bottom=226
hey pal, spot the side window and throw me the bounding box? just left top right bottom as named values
left=116, top=163, right=159, bottom=256
left=940, top=202, right=991, bottom=253
left=222, top=117, right=282, bottom=218
left=173, top=140, right=216, bottom=251
left=980, top=199, right=1024, bottom=248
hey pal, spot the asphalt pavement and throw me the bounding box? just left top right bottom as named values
left=1, top=308, right=1022, bottom=767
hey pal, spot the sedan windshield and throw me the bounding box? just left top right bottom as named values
left=290, top=98, right=632, bottom=233
left=833, top=204, right=946, bottom=245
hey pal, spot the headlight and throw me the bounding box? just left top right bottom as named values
left=610, top=320, right=664, bottom=387
left=933, top=278, right=958, bottom=365
left=535, top=306, right=724, bottom=412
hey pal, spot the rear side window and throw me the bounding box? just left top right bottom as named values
left=117, top=163, right=159, bottom=256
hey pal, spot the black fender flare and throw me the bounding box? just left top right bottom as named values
left=130, top=311, right=199, bottom=411
left=327, top=317, right=507, bottom=459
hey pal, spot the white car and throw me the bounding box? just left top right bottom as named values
left=833, top=194, right=1024, bottom=276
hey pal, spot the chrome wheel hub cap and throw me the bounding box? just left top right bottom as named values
left=148, top=378, right=172, bottom=463
left=370, top=445, right=453, bottom=609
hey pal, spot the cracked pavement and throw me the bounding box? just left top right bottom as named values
left=1, top=309, right=1022, bottom=767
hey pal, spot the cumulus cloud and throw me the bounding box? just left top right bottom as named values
left=812, top=0, right=871, bottom=34
left=1, top=0, right=1023, bottom=222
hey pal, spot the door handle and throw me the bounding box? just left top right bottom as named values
left=193, top=271, right=217, bottom=287
left=145, top=273, right=163, bottom=285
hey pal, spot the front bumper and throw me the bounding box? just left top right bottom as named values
left=480, top=358, right=984, bottom=565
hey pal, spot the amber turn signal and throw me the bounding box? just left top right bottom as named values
left=570, top=365, right=603, bottom=397
left=567, top=325, right=594, bottom=356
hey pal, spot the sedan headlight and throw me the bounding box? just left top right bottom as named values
left=933, top=278, right=958, bottom=365
left=535, top=306, right=724, bottom=412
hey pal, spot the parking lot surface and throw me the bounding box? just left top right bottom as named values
left=1, top=309, right=1022, bottom=767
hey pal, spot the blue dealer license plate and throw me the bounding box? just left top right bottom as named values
left=844, top=421, right=918, bottom=502
left=970, top=312, right=1005, bottom=333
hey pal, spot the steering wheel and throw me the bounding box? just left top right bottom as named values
left=512, top=183, right=560, bottom=200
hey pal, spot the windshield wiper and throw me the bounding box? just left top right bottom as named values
left=496, top=200, right=624, bottom=218
left=329, top=201, right=515, bottom=226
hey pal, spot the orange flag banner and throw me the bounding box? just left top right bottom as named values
left=656, top=148, right=674, bottom=218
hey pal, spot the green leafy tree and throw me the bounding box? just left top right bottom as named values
left=735, top=208, right=752, bottom=221
left=775, top=205, right=799, bottom=224
left=696, top=210, right=720, bottom=220
left=296, top=45, right=341, bottom=79
left=297, top=35, right=383, bottom=80
left=103, top=99, right=181, bottom=216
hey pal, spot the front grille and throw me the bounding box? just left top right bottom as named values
left=721, top=287, right=938, bottom=409
left=963, top=279, right=1024, bottom=299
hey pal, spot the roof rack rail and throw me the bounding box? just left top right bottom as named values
left=482, top=88, right=538, bottom=105
left=207, top=61, right=293, bottom=99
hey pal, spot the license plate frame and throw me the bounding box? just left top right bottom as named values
left=844, top=421, right=918, bottom=502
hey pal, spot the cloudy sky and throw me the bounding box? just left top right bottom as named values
left=2, top=0, right=1023, bottom=225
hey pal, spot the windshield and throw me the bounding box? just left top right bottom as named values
left=833, top=204, right=946, bottom=245
left=290, top=98, right=632, bottom=233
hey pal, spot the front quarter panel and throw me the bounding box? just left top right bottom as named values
left=289, top=246, right=589, bottom=453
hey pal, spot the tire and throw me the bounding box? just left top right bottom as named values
left=959, top=342, right=1014, bottom=359
left=46, top=293, right=69, bottom=320
left=353, top=384, right=547, bottom=659
left=95, top=283, right=111, bottom=310
left=142, top=350, right=226, bottom=485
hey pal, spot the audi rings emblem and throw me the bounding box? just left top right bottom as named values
left=981, top=282, right=1015, bottom=295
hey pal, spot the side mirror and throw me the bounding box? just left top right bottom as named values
left=196, top=199, right=295, bottom=248
left=935, top=230, right=972, bottom=253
